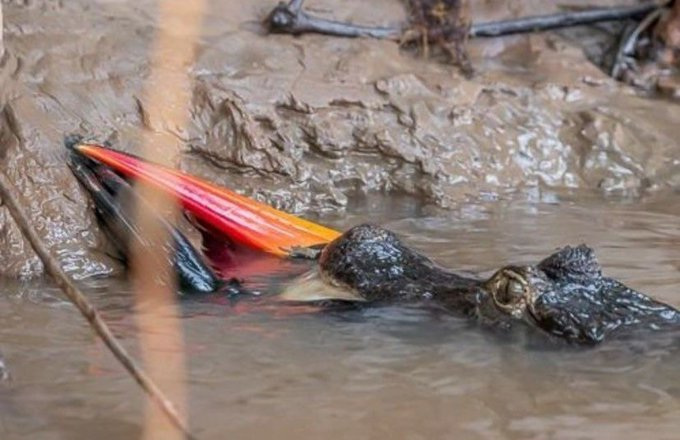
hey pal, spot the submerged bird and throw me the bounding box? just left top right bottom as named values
left=67, top=139, right=680, bottom=344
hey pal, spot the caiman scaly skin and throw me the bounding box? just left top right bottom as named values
left=319, top=224, right=680, bottom=344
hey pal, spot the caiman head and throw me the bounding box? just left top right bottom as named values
left=314, top=225, right=680, bottom=344
left=478, top=245, right=680, bottom=344
left=314, top=224, right=680, bottom=344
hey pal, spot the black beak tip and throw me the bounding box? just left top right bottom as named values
left=66, top=148, right=99, bottom=176
left=64, top=134, right=84, bottom=152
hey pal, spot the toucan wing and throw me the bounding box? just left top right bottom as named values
left=71, top=142, right=341, bottom=257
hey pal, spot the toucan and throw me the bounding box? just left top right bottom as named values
left=66, top=136, right=340, bottom=294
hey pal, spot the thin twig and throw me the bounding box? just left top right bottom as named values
left=266, top=0, right=666, bottom=39
left=0, top=172, right=196, bottom=440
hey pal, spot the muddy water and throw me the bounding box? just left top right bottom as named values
left=2, top=190, right=680, bottom=439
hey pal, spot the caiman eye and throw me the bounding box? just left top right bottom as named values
left=496, top=278, right=526, bottom=306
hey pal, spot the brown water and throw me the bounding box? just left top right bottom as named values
left=1, top=190, right=679, bottom=439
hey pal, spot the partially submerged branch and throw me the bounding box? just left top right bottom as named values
left=0, top=172, right=196, bottom=440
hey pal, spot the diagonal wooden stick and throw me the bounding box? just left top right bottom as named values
left=0, top=171, right=196, bottom=440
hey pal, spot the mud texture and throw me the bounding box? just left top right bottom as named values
left=0, top=0, right=679, bottom=278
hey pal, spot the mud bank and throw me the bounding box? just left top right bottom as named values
left=0, top=0, right=679, bottom=278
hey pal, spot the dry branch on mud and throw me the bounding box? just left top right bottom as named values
left=265, top=0, right=665, bottom=76
left=655, top=0, right=680, bottom=65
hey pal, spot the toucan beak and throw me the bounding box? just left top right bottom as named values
left=71, top=142, right=341, bottom=257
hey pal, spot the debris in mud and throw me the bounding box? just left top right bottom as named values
left=655, top=0, right=680, bottom=65
left=652, top=1, right=680, bottom=96
left=402, top=0, right=472, bottom=76
left=266, top=0, right=473, bottom=75
left=609, top=1, right=680, bottom=96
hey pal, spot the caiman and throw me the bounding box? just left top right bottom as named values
left=67, top=140, right=680, bottom=345
left=295, top=224, right=680, bottom=344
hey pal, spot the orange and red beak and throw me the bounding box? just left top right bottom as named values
left=71, top=142, right=340, bottom=257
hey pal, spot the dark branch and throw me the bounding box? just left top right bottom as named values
left=266, top=1, right=401, bottom=39
left=470, top=3, right=664, bottom=38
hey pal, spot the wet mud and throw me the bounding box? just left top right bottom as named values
left=0, top=0, right=679, bottom=278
